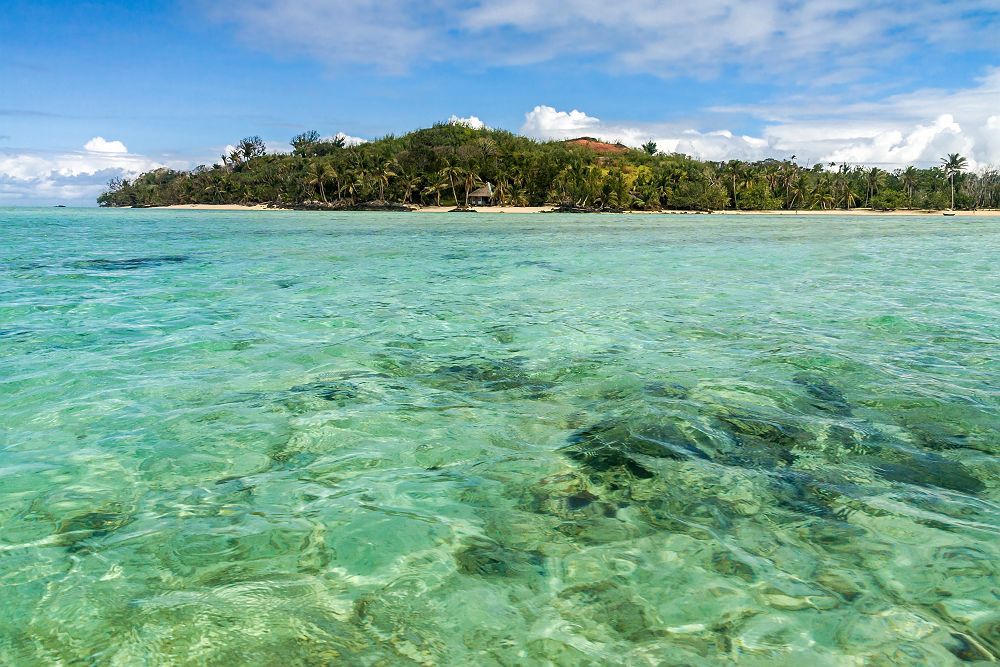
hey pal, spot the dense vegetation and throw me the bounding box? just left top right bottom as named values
left=98, top=124, right=1000, bottom=211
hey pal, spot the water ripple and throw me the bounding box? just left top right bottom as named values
left=1, top=209, right=999, bottom=664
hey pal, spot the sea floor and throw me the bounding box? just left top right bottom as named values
left=1, top=209, right=998, bottom=665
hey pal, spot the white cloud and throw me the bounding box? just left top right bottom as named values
left=0, top=138, right=165, bottom=204
left=818, top=115, right=970, bottom=167
left=448, top=115, right=487, bottom=130
left=83, top=136, right=128, bottom=154
left=522, top=68, right=1000, bottom=168
left=208, top=0, right=1000, bottom=83
left=207, top=0, right=439, bottom=74
left=758, top=68, right=1000, bottom=168
left=521, top=106, right=779, bottom=161
left=521, top=106, right=600, bottom=137
left=332, top=132, right=366, bottom=147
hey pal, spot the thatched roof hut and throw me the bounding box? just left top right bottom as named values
left=469, top=182, right=494, bottom=206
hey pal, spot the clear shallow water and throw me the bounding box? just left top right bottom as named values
left=1, top=208, right=999, bottom=665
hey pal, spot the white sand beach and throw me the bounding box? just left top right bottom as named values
left=154, top=204, right=999, bottom=216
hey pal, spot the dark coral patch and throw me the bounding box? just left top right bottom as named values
left=73, top=255, right=190, bottom=270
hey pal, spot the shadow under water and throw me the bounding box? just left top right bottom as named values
left=3, top=212, right=999, bottom=665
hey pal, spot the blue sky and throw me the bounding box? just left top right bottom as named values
left=3, top=0, right=1000, bottom=204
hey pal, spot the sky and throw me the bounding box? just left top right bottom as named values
left=2, top=0, right=1000, bottom=205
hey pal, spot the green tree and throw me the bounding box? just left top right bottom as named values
left=940, top=153, right=968, bottom=209
left=722, top=161, right=742, bottom=209
left=305, top=160, right=330, bottom=202
left=900, top=166, right=919, bottom=208
left=439, top=164, right=464, bottom=207
left=864, top=167, right=886, bottom=207
left=374, top=160, right=397, bottom=201
left=236, top=136, right=267, bottom=162
left=291, top=130, right=321, bottom=157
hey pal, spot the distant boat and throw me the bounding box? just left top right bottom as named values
left=54, top=204, right=66, bottom=208
left=943, top=212, right=956, bottom=217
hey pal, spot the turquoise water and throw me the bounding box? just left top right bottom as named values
left=1, top=208, right=998, bottom=665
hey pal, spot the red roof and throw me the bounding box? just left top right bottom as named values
left=562, top=137, right=631, bottom=154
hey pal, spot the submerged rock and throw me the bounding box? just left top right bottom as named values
left=906, top=424, right=972, bottom=451
left=643, top=381, right=689, bottom=400
left=875, top=453, right=984, bottom=494
left=55, top=509, right=134, bottom=551
left=793, top=373, right=853, bottom=415
left=710, top=550, right=756, bottom=582
left=565, top=489, right=600, bottom=511
left=771, top=470, right=848, bottom=521
left=289, top=380, right=358, bottom=402
left=513, top=260, right=562, bottom=272
left=825, top=421, right=984, bottom=494
left=713, top=411, right=803, bottom=468
left=486, top=324, right=517, bottom=344
left=563, top=418, right=711, bottom=480
left=715, top=412, right=807, bottom=448
left=454, top=538, right=545, bottom=578
left=424, top=356, right=554, bottom=395
left=73, top=255, right=189, bottom=271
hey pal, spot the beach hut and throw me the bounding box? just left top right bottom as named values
left=468, top=182, right=494, bottom=207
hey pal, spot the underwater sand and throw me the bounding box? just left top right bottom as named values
left=1, top=209, right=998, bottom=664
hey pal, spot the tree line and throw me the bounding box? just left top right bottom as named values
left=98, top=123, right=1000, bottom=211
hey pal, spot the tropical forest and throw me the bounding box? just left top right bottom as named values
left=98, top=123, right=999, bottom=211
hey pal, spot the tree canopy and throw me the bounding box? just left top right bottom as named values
left=98, top=125, right=998, bottom=212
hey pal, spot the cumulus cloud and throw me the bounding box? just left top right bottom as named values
left=448, top=115, right=487, bottom=130
left=83, top=136, right=128, bottom=154
left=521, top=107, right=787, bottom=161
left=0, top=138, right=164, bottom=204
left=332, top=132, right=366, bottom=147
left=521, top=106, right=599, bottom=137
left=757, top=68, right=1000, bottom=167
left=818, top=116, right=969, bottom=167
left=522, top=68, right=1000, bottom=168
left=207, top=0, right=1000, bottom=83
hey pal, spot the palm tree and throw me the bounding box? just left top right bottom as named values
left=788, top=173, right=809, bottom=210
left=399, top=173, right=422, bottom=204
left=461, top=170, right=484, bottom=208
left=940, top=153, right=968, bottom=209
left=306, top=160, right=329, bottom=202
left=354, top=169, right=375, bottom=202
left=723, top=161, right=742, bottom=209
left=865, top=167, right=885, bottom=207
left=439, top=164, right=464, bottom=207
left=422, top=182, right=446, bottom=206
left=811, top=176, right=835, bottom=210
left=493, top=178, right=511, bottom=206
left=374, top=160, right=397, bottom=201
left=900, top=166, right=919, bottom=208
left=780, top=161, right=799, bottom=209
left=339, top=170, right=361, bottom=202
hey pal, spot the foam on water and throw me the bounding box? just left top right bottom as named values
left=1, top=208, right=998, bottom=664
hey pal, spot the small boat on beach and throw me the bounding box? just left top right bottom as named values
left=943, top=212, right=956, bottom=216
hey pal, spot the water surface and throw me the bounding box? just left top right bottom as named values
left=1, top=209, right=998, bottom=664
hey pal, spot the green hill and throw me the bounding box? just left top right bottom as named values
left=98, top=123, right=997, bottom=211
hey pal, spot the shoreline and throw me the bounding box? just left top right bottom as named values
left=151, top=204, right=1000, bottom=217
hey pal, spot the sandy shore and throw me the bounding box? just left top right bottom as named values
left=152, top=204, right=557, bottom=213
left=152, top=204, right=999, bottom=216
left=156, top=204, right=272, bottom=210
left=706, top=209, right=1000, bottom=217
left=412, top=205, right=555, bottom=214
